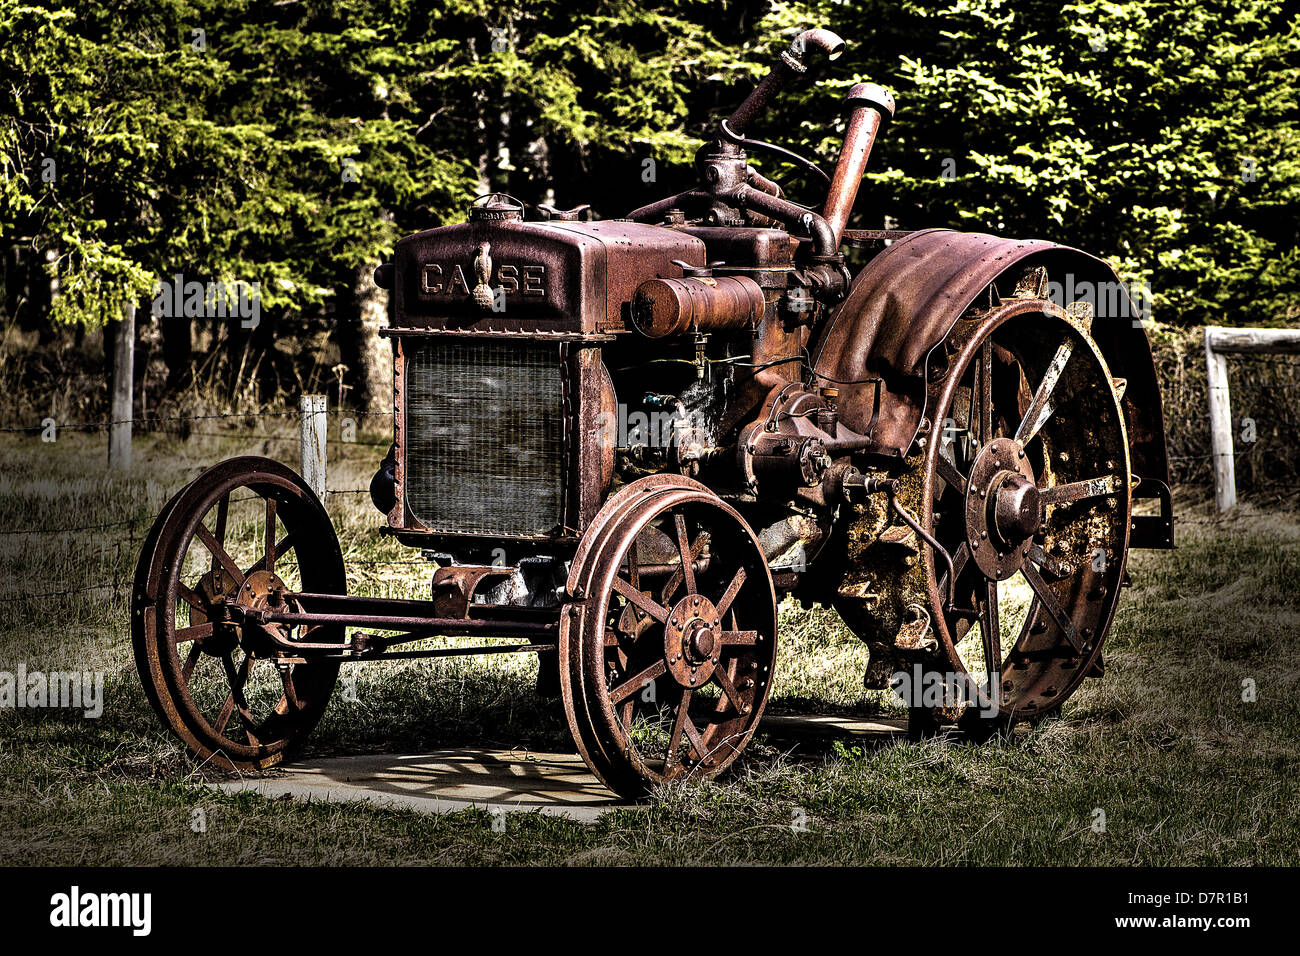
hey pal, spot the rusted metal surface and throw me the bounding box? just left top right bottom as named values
left=390, top=218, right=704, bottom=335
left=134, top=21, right=1175, bottom=795
left=559, top=475, right=777, bottom=798
left=916, top=300, right=1132, bottom=727
left=810, top=228, right=1172, bottom=500
left=822, top=83, right=895, bottom=243
left=132, top=457, right=347, bottom=771
left=631, top=274, right=765, bottom=338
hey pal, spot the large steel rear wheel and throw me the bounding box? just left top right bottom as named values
left=915, top=294, right=1133, bottom=736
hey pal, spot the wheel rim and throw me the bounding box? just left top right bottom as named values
left=920, top=300, right=1132, bottom=724
left=134, top=457, right=345, bottom=768
left=562, top=478, right=777, bottom=798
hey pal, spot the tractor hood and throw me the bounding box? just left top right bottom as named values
left=387, top=218, right=706, bottom=335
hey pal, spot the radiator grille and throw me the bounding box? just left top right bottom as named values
left=405, top=340, right=565, bottom=535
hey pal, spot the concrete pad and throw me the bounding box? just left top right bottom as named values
left=761, top=714, right=907, bottom=739
left=212, top=749, right=624, bottom=823
left=210, top=714, right=907, bottom=822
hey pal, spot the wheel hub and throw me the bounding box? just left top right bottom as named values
left=231, top=569, right=292, bottom=654
left=664, top=594, right=721, bottom=686
left=965, top=437, right=1039, bottom=581
left=991, top=471, right=1041, bottom=544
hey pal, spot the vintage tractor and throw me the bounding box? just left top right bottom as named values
left=132, top=28, right=1174, bottom=798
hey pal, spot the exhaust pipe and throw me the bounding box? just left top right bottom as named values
left=725, top=29, right=846, bottom=136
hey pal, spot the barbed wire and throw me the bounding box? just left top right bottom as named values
left=0, top=555, right=432, bottom=603
left=0, top=407, right=394, bottom=435
left=0, top=514, right=159, bottom=536
left=0, top=580, right=132, bottom=604
left=0, top=485, right=380, bottom=537
left=182, top=432, right=391, bottom=447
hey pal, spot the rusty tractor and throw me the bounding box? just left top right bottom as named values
left=133, top=27, right=1174, bottom=799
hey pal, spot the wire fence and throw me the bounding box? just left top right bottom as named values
left=0, top=407, right=393, bottom=435
left=0, top=399, right=411, bottom=603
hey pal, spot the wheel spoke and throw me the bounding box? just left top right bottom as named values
left=719, top=630, right=757, bottom=645
left=627, top=539, right=641, bottom=591
left=1028, top=543, right=1069, bottom=577
left=1040, top=475, right=1117, bottom=506
left=609, top=659, right=666, bottom=705
left=664, top=688, right=694, bottom=772
left=674, top=513, right=696, bottom=596
left=213, top=693, right=236, bottom=734
left=1022, top=561, right=1083, bottom=651
left=173, top=621, right=213, bottom=645
left=220, top=653, right=260, bottom=745
left=1015, top=339, right=1073, bottom=444
left=980, top=579, right=1002, bottom=706
left=681, top=714, right=707, bottom=761
left=244, top=532, right=295, bottom=578
left=195, top=522, right=245, bottom=587
left=612, top=576, right=670, bottom=623
left=936, top=452, right=967, bottom=494
left=221, top=652, right=252, bottom=704
left=180, top=642, right=202, bottom=684
left=714, top=567, right=747, bottom=619
left=980, top=339, right=994, bottom=443
left=938, top=542, right=972, bottom=608
left=177, top=582, right=205, bottom=612
left=658, top=531, right=710, bottom=605
left=210, top=494, right=229, bottom=576
left=280, top=667, right=301, bottom=713
left=712, top=666, right=745, bottom=714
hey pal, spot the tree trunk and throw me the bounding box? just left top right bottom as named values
left=337, top=262, right=391, bottom=414
left=354, top=261, right=391, bottom=414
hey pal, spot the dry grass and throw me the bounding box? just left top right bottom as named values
left=0, top=432, right=1297, bottom=865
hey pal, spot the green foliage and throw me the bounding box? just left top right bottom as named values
left=763, top=0, right=1299, bottom=326
left=2, top=0, right=1296, bottom=330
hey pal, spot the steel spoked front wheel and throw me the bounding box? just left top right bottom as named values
left=561, top=476, right=778, bottom=799
left=132, top=456, right=346, bottom=769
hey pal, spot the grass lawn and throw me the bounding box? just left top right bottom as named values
left=1, top=428, right=1297, bottom=865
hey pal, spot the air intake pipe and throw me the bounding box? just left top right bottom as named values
left=822, top=83, right=896, bottom=244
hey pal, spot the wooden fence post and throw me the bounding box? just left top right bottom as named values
left=1204, top=329, right=1235, bottom=512
left=1204, top=325, right=1300, bottom=512
left=108, top=301, right=135, bottom=471
left=300, top=394, right=327, bottom=498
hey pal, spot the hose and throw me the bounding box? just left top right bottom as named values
left=872, top=478, right=956, bottom=607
